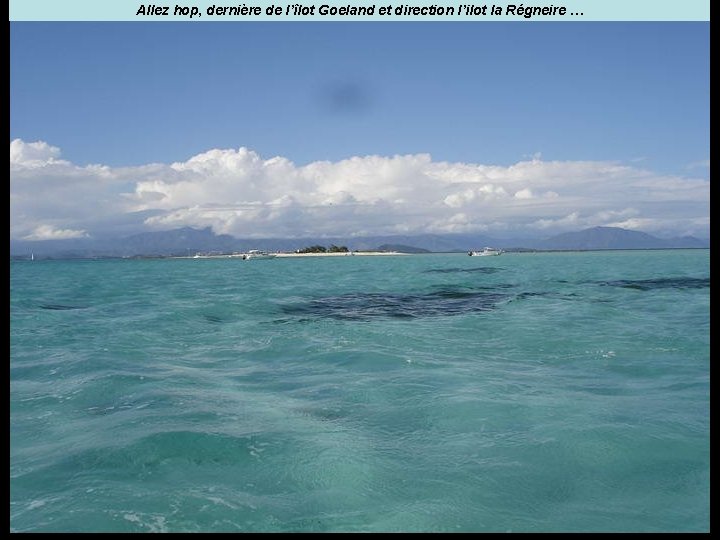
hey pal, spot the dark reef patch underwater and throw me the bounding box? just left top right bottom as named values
left=598, top=277, right=709, bottom=290
left=280, top=285, right=511, bottom=320
left=422, top=266, right=503, bottom=274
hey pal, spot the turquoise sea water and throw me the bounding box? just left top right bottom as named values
left=10, top=250, right=710, bottom=532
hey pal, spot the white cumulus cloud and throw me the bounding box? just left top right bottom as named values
left=10, top=139, right=65, bottom=168
left=10, top=139, right=710, bottom=241
left=22, top=224, right=89, bottom=241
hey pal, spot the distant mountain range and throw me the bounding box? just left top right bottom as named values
left=537, top=226, right=708, bottom=250
left=375, top=244, right=432, bottom=254
left=9, top=226, right=709, bottom=259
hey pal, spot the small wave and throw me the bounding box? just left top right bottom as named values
left=513, top=292, right=546, bottom=300
left=38, top=303, right=87, bottom=311
left=12, top=430, right=263, bottom=489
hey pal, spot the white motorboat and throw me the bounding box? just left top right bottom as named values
left=244, top=250, right=277, bottom=260
left=468, top=247, right=503, bottom=256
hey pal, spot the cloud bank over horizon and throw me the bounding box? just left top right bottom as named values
left=10, top=139, right=709, bottom=242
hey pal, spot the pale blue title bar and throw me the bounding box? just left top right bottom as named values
left=9, top=0, right=710, bottom=21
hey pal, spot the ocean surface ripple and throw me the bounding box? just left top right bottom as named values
left=10, top=250, right=710, bottom=532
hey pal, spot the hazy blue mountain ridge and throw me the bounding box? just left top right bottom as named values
left=10, top=226, right=709, bottom=259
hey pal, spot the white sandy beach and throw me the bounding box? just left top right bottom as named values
left=181, top=251, right=409, bottom=259
left=275, top=251, right=408, bottom=257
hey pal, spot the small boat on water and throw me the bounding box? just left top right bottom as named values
left=243, top=250, right=277, bottom=260
left=468, top=247, right=503, bottom=256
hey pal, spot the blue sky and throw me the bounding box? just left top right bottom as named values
left=10, top=22, right=709, bottom=240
